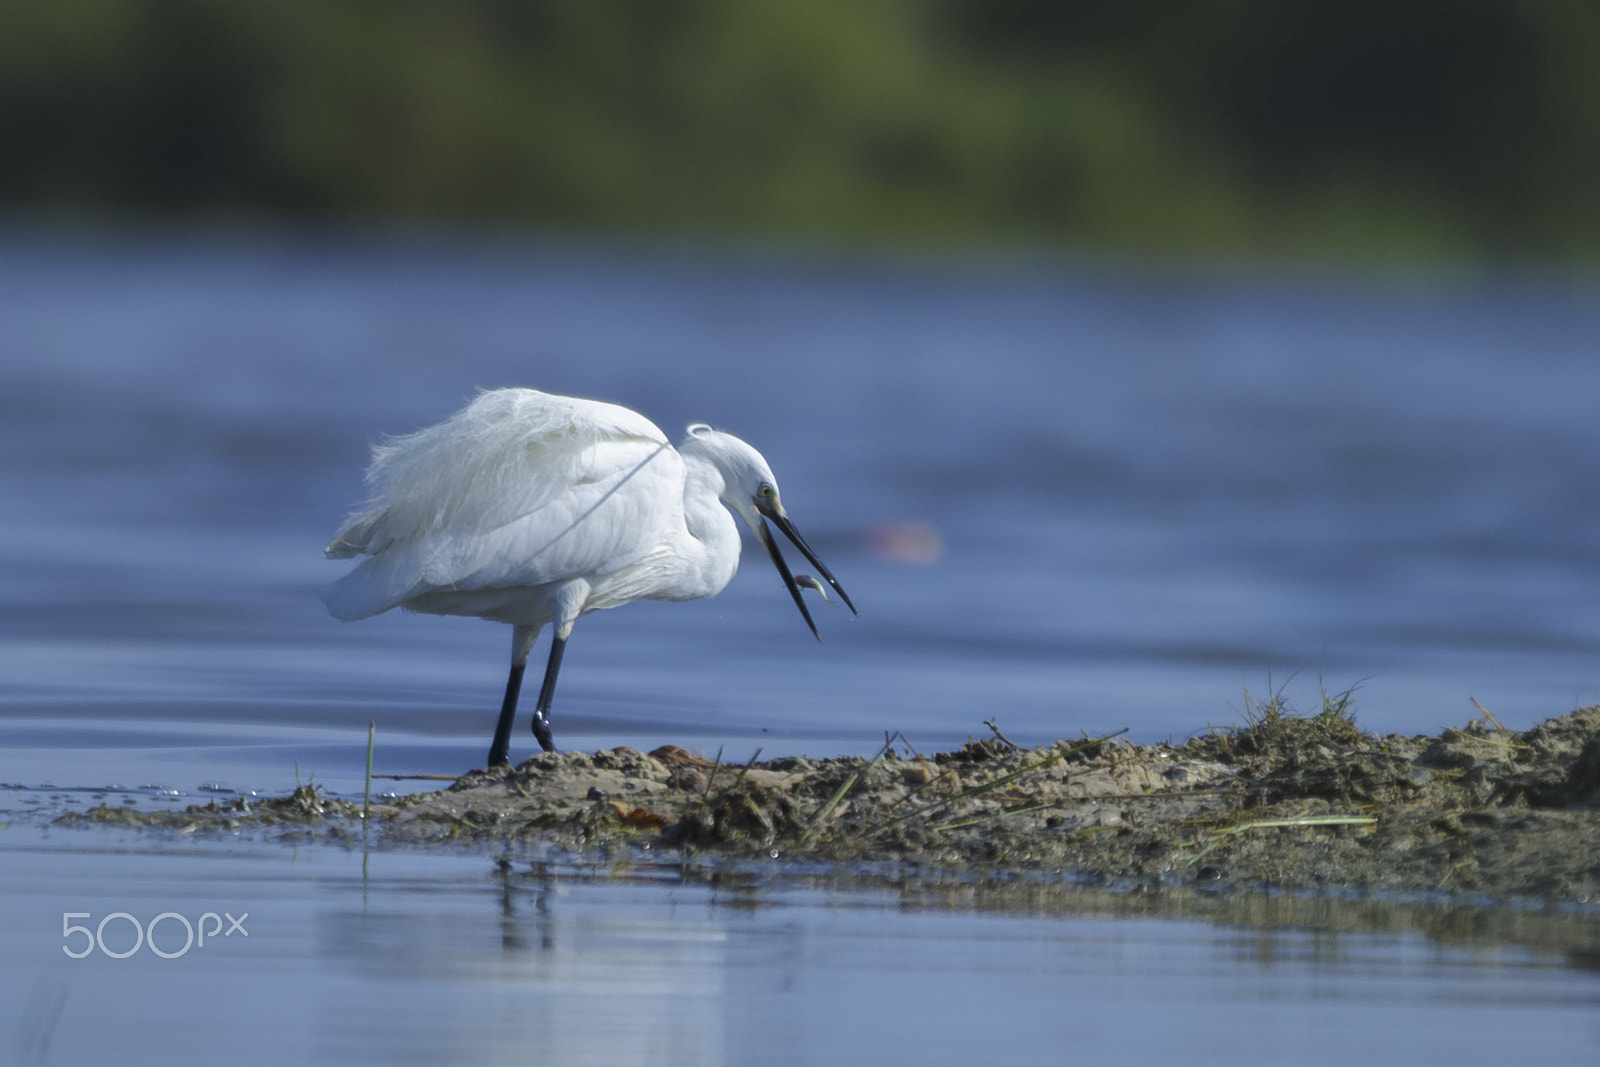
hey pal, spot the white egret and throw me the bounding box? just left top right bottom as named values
left=324, top=387, right=856, bottom=767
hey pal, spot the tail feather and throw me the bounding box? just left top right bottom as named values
left=322, top=554, right=423, bottom=622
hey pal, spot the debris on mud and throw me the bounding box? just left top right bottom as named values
left=51, top=704, right=1600, bottom=904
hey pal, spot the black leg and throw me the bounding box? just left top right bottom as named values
left=530, top=634, right=566, bottom=753
left=487, top=659, right=527, bottom=767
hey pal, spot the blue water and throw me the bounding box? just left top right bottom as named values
left=4, top=839, right=1599, bottom=1066
left=4, top=236, right=1600, bottom=792
left=5, top=234, right=1600, bottom=1062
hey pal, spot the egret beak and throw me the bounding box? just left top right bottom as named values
left=755, top=501, right=857, bottom=640
left=756, top=519, right=818, bottom=640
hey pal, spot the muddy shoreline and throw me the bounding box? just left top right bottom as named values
left=55, top=704, right=1600, bottom=906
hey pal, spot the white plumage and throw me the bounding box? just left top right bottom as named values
left=325, top=390, right=688, bottom=622
left=324, top=387, right=855, bottom=766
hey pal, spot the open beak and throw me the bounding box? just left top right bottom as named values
left=755, top=502, right=857, bottom=640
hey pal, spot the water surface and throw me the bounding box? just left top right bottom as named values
left=5, top=829, right=1599, bottom=1066
left=4, top=237, right=1600, bottom=794
left=7, top=237, right=1600, bottom=1060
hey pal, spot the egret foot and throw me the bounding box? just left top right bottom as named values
left=532, top=710, right=555, bottom=753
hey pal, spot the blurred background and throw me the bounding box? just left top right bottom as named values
left=5, top=0, right=1600, bottom=790
left=6, top=0, right=1600, bottom=258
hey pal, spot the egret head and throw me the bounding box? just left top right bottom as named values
left=680, top=423, right=857, bottom=638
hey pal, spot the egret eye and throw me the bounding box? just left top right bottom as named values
left=758, top=483, right=777, bottom=501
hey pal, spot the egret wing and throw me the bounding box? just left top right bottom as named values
left=324, top=389, right=683, bottom=620
left=416, top=434, right=683, bottom=592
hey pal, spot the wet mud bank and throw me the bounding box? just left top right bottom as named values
left=57, top=706, right=1600, bottom=905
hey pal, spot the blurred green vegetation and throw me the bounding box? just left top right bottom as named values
left=3, top=0, right=1599, bottom=260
